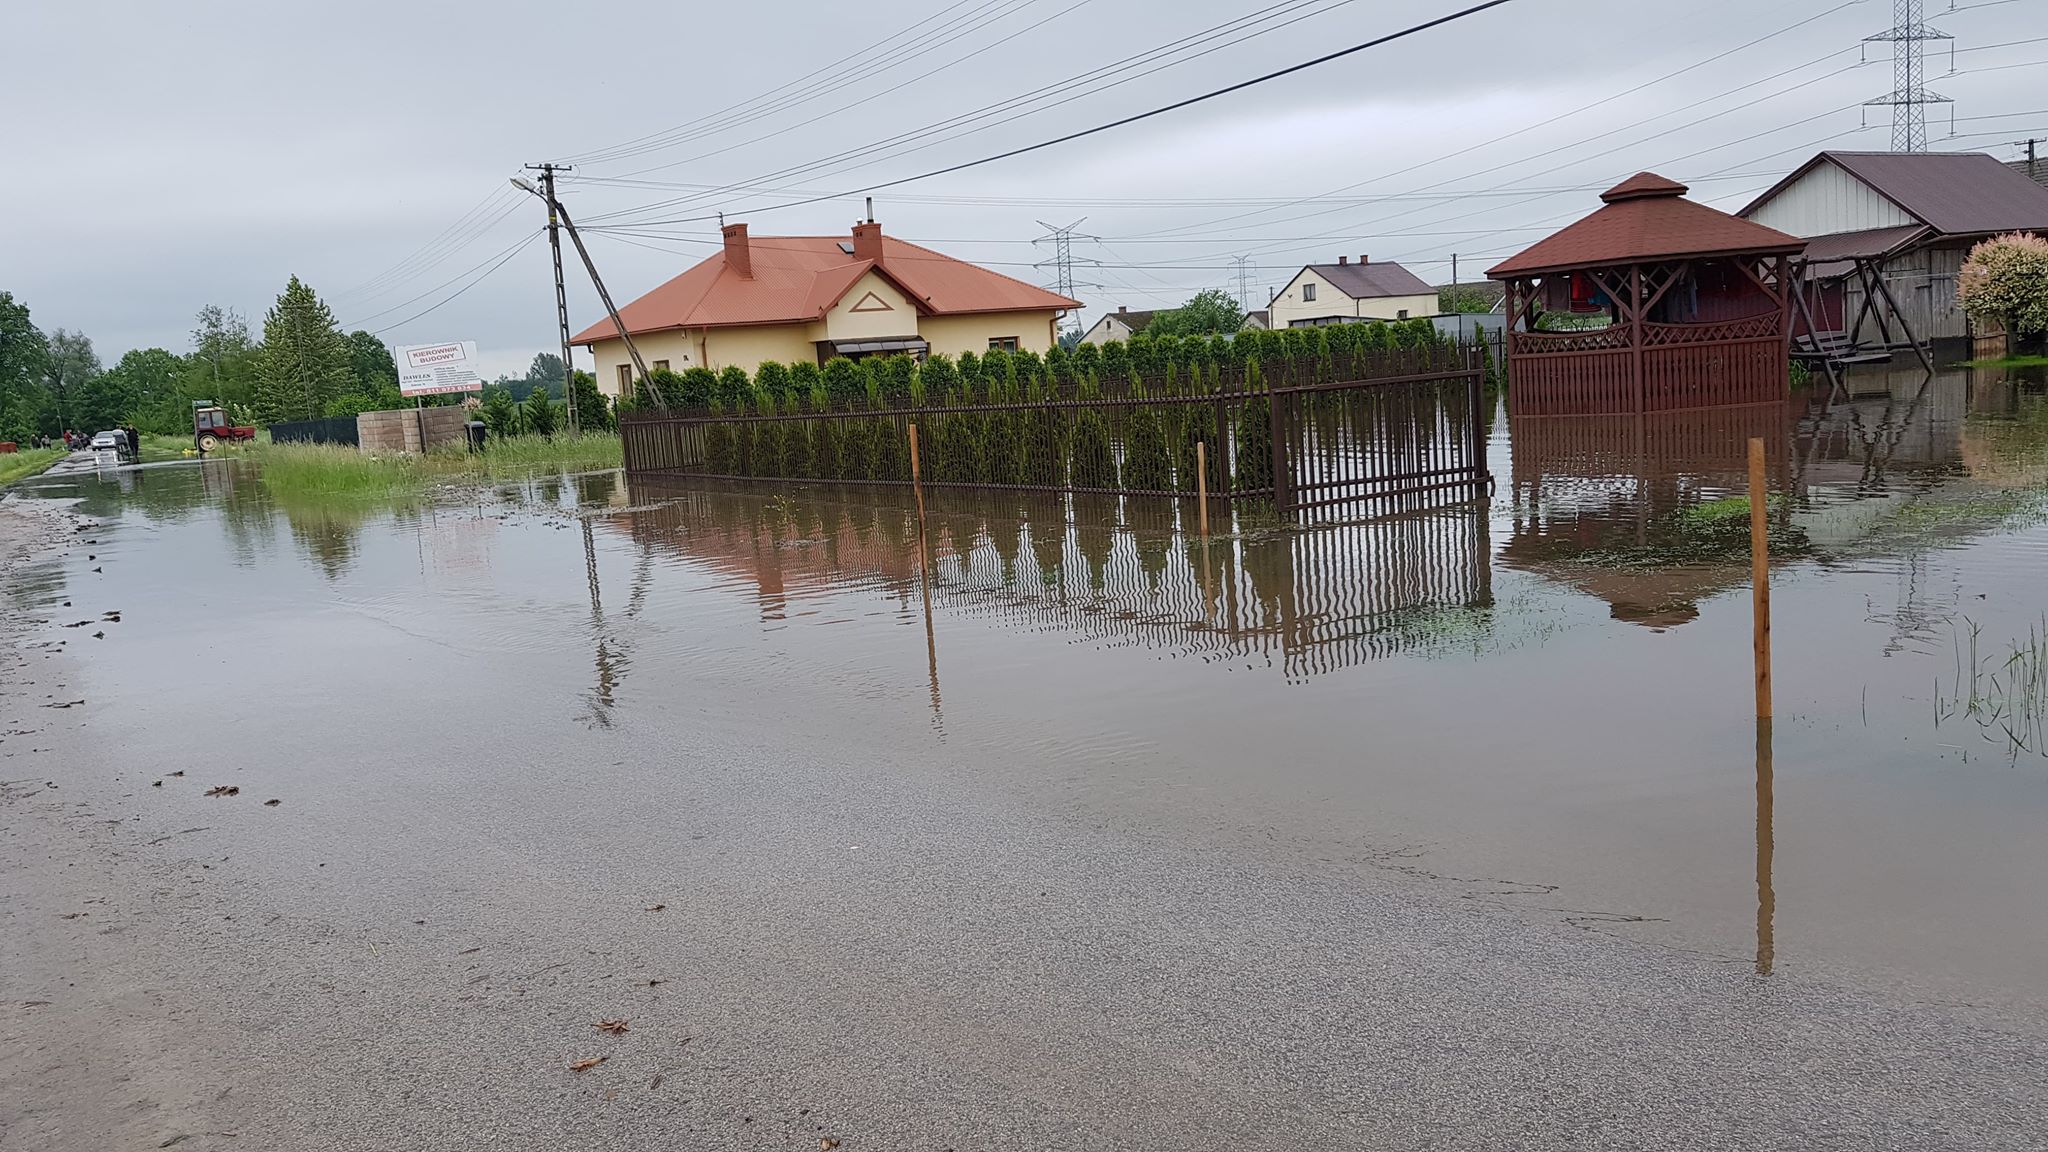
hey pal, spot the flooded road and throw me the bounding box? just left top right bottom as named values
left=6, top=362, right=2046, bottom=1149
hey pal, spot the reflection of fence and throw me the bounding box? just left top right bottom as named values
left=615, top=484, right=1493, bottom=681
left=267, top=415, right=360, bottom=447
left=620, top=347, right=1488, bottom=521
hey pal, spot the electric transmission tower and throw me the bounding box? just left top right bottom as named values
left=1864, top=0, right=1953, bottom=152
left=1033, top=218, right=1101, bottom=340
left=1230, top=255, right=1256, bottom=312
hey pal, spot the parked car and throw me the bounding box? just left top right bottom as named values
left=90, top=431, right=122, bottom=451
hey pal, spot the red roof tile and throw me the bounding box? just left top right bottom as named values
left=1487, top=173, right=1804, bottom=280
left=572, top=231, right=1080, bottom=344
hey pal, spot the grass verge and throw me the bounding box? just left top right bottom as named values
left=253, top=433, right=622, bottom=503
left=0, top=447, right=67, bottom=487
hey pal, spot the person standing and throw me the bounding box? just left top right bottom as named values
left=124, top=425, right=139, bottom=463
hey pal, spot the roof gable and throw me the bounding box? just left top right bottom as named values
left=1741, top=151, right=2048, bottom=238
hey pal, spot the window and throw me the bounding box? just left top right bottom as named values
left=988, top=336, right=1019, bottom=351
left=652, top=359, right=670, bottom=372
left=617, top=364, right=633, bottom=393
left=1396, top=309, right=1409, bottom=320
left=1302, top=283, right=1317, bottom=302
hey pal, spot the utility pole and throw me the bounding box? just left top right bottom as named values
left=1451, top=253, right=1460, bottom=313
left=1863, top=0, right=1953, bottom=152
left=513, top=171, right=661, bottom=409
left=525, top=162, right=579, bottom=433
left=1033, top=218, right=1099, bottom=342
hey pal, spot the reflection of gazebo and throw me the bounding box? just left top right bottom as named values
left=1489, top=173, right=1806, bottom=417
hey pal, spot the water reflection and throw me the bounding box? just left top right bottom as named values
left=613, top=483, right=1499, bottom=683
left=1505, top=361, right=2048, bottom=629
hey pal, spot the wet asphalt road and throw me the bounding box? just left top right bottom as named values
left=12, top=653, right=2045, bottom=1152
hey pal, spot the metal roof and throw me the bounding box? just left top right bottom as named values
left=1487, top=173, right=1804, bottom=280
left=1304, top=260, right=1434, bottom=299
left=1740, top=151, right=2048, bottom=238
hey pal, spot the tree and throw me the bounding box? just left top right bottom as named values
left=1958, top=232, right=2048, bottom=338
left=344, top=330, right=399, bottom=394
left=44, top=328, right=100, bottom=432
left=253, top=276, right=352, bottom=423
left=525, top=352, right=567, bottom=399
left=570, top=369, right=612, bottom=430
left=522, top=386, right=558, bottom=437
left=481, top=387, right=522, bottom=438
left=80, top=348, right=183, bottom=433
left=191, top=305, right=254, bottom=396
left=1144, top=288, right=1244, bottom=338
left=1438, top=285, right=1495, bottom=314
left=0, top=292, right=51, bottom=443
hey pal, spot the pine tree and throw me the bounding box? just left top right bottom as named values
left=253, top=276, right=352, bottom=423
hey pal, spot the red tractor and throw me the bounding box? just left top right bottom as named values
left=193, top=404, right=257, bottom=451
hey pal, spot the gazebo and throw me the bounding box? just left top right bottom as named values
left=1488, top=173, right=1806, bottom=416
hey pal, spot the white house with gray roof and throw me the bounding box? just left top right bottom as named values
left=1267, top=256, right=1438, bottom=329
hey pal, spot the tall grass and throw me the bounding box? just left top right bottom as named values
left=0, top=447, right=66, bottom=487
left=254, top=433, right=622, bottom=503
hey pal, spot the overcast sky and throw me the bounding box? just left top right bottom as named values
left=7, top=0, right=2043, bottom=378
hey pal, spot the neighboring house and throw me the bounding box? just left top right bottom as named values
left=1079, top=306, right=1159, bottom=345
left=1738, top=151, right=2048, bottom=343
left=1240, top=310, right=1270, bottom=331
left=1266, top=256, right=1437, bottom=329
left=2009, top=155, right=2048, bottom=189
left=572, top=220, right=1080, bottom=396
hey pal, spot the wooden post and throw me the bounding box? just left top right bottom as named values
left=1748, top=436, right=1771, bottom=720
left=1196, top=441, right=1209, bottom=537
left=908, top=422, right=926, bottom=525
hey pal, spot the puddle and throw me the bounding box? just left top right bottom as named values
left=11, top=359, right=2048, bottom=1005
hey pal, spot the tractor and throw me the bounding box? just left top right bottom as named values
left=193, top=403, right=257, bottom=451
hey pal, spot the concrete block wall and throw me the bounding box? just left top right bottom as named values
left=357, top=406, right=470, bottom=453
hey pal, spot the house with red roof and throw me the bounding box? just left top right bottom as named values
left=571, top=218, right=1079, bottom=396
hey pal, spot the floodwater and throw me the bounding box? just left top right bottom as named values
left=13, top=359, right=2048, bottom=1021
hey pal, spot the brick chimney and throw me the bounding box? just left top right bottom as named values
left=1359, top=254, right=1370, bottom=265
left=1118, top=305, right=1127, bottom=314
left=1337, top=256, right=1348, bottom=265
left=852, top=220, right=884, bottom=263
left=722, top=223, right=752, bottom=280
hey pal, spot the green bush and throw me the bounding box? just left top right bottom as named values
left=789, top=362, right=823, bottom=408
left=1121, top=399, right=1171, bottom=492
left=822, top=358, right=866, bottom=408
left=481, top=388, right=522, bottom=438
left=755, top=361, right=793, bottom=404
left=676, top=367, right=717, bottom=408
left=716, top=365, right=753, bottom=408
left=1234, top=398, right=1272, bottom=494
left=811, top=415, right=843, bottom=478
left=571, top=370, right=614, bottom=430
left=752, top=394, right=785, bottom=478
left=702, top=402, right=733, bottom=474
left=522, top=387, right=558, bottom=438
left=1068, top=374, right=1116, bottom=489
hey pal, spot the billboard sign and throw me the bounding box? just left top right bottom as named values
left=395, top=341, right=484, bottom=396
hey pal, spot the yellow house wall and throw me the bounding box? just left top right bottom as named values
left=920, top=311, right=1059, bottom=358
left=588, top=330, right=698, bottom=398
left=821, top=273, right=919, bottom=342
left=704, top=325, right=813, bottom=374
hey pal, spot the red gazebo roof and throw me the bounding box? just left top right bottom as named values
left=1487, top=172, right=1804, bottom=279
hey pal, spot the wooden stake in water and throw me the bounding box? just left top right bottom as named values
left=1749, top=436, right=1772, bottom=720
left=1196, top=440, right=1209, bottom=537
left=908, top=422, right=927, bottom=525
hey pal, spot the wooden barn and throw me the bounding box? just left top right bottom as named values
left=1488, top=173, right=1806, bottom=417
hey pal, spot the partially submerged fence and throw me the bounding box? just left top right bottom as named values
left=267, top=415, right=360, bottom=447
left=620, top=345, right=1489, bottom=520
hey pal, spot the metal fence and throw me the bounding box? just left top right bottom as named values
left=621, top=346, right=1489, bottom=521
left=267, top=415, right=360, bottom=447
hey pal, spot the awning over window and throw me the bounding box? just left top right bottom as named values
left=830, top=338, right=929, bottom=355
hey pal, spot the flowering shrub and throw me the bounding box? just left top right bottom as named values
left=1957, top=232, right=2048, bottom=335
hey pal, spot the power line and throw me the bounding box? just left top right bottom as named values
left=582, top=0, right=1363, bottom=223
left=591, top=0, right=1516, bottom=228
left=365, top=233, right=543, bottom=337
left=338, top=229, right=542, bottom=331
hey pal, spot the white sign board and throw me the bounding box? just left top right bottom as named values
left=395, top=341, right=484, bottom=396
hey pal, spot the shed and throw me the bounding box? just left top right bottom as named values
left=1488, top=173, right=1805, bottom=417
left=1739, top=151, right=2048, bottom=356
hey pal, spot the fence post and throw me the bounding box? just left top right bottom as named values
left=1749, top=436, right=1771, bottom=721
left=1268, top=385, right=1292, bottom=515
left=1470, top=364, right=1487, bottom=500
left=1196, top=441, right=1209, bottom=536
